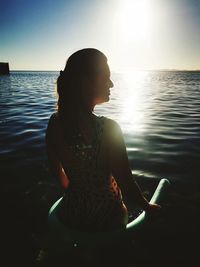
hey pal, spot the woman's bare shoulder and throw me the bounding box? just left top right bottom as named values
left=103, top=116, right=121, bottom=130
left=101, top=117, right=123, bottom=140
left=99, top=115, right=115, bottom=124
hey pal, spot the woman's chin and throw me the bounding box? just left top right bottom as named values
left=101, top=97, right=109, bottom=103
left=95, top=96, right=110, bottom=104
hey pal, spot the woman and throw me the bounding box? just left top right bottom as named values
left=45, top=48, right=160, bottom=232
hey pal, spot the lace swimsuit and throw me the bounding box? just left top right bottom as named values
left=56, top=114, right=126, bottom=232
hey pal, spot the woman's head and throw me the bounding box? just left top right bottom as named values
left=56, top=48, right=114, bottom=118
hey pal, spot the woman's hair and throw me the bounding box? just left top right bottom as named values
left=55, top=48, right=107, bottom=142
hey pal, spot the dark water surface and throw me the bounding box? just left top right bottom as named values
left=1, top=70, right=200, bottom=184
left=1, top=71, right=200, bottom=266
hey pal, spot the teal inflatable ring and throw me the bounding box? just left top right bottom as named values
left=47, top=178, right=170, bottom=251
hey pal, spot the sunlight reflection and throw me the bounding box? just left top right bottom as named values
left=119, top=71, right=150, bottom=134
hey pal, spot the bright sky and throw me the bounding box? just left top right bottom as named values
left=1, top=0, right=200, bottom=71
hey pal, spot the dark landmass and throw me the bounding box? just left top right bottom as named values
left=0, top=62, right=10, bottom=75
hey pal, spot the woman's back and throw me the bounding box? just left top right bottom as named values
left=46, top=112, right=128, bottom=232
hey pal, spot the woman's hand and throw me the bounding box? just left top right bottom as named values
left=145, top=203, right=161, bottom=211
left=144, top=203, right=162, bottom=218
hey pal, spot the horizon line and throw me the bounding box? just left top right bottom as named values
left=9, top=68, right=200, bottom=72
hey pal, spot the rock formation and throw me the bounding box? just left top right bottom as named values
left=0, top=62, right=10, bottom=75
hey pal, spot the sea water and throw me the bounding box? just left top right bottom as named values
left=0, top=70, right=200, bottom=185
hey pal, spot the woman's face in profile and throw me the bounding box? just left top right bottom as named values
left=91, top=62, right=114, bottom=105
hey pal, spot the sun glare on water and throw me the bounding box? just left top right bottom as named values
left=118, top=71, right=151, bottom=134
left=110, top=0, right=154, bottom=133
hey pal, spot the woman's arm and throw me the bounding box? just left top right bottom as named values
left=108, top=119, right=154, bottom=211
left=45, top=114, right=69, bottom=189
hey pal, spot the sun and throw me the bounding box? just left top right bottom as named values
left=116, top=0, right=150, bottom=43
left=111, top=0, right=153, bottom=71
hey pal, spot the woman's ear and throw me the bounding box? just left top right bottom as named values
left=79, top=76, right=94, bottom=105
left=81, top=75, right=89, bottom=87
left=83, top=75, right=96, bottom=94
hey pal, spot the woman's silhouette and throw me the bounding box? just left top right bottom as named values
left=45, top=48, right=160, bottom=232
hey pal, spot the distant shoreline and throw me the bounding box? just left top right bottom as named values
left=9, top=69, right=200, bottom=72
left=9, top=70, right=59, bottom=72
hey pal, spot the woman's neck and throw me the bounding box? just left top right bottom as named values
left=77, top=104, right=95, bottom=118
left=78, top=110, right=95, bottom=125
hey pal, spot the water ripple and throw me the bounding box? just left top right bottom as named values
left=1, top=71, right=200, bottom=183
